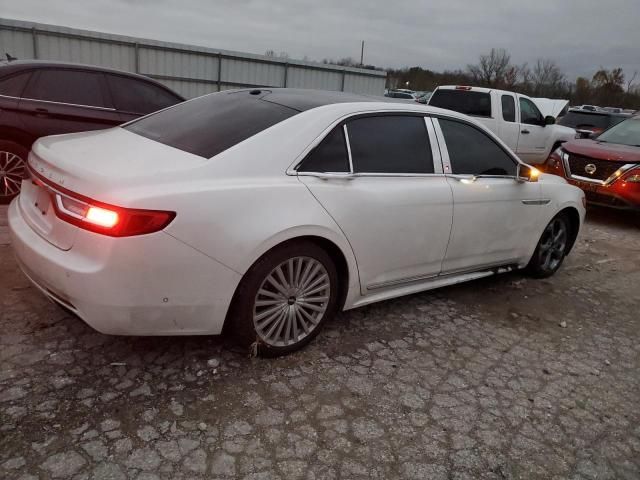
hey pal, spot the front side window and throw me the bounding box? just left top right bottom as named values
left=501, top=95, right=516, bottom=122
left=299, top=127, right=349, bottom=172
left=439, top=119, right=517, bottom=176
left=347, top=115, right=434, bottom=174
left=0, top=71, right=32, bottom=97
left=23, top=69, right=108, bottom=108
left=106, top=75, right=181, bottom=114
left=519, top=97, right=543, bottom=125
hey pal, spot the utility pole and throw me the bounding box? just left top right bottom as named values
left=360, top=41, right=364, bottom=66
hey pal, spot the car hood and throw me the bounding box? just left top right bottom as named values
left=562, top=139, right=640, bottom=163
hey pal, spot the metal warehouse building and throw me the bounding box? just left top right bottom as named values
left=0, top=18, right=387, bottom=99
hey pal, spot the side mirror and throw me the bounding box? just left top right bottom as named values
left=517, top=164, right=540, bottom=183
left=544, top=115, right=556, bottom=126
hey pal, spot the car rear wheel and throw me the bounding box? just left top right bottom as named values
left=228, top=240, right=339, bottom=357
left=526, top=213, right=570, bottom=278
left=0, top=141, right=29, bottom=204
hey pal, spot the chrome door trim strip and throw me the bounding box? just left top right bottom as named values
left=343, top=124, right=354, bottom=174
left=424, top=117, right=444, bottom=174
left=366, top=261, right=518, bottom=291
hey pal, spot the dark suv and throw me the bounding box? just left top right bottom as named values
left=557, top=108, right=630, bottom=137
left=0, top=61, right=185, bottom=202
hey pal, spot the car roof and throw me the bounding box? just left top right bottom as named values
left=242, top=88, right=392, bottom=112
left=0, top=60, right=184, bottom=99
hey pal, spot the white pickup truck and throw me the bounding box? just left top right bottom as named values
left=428, top=86, right=575, bottom=164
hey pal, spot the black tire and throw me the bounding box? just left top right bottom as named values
left=0, top=141, right=29, bottom=205
left=227, top=240, right=340, bottom=357
left=526, top=212, right=571, bottom=278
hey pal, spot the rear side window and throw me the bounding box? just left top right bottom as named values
left=106, top=75, right=181, bottom=114
left=429, top=90, right=492, bottom=117
left=0, top=71, right=32, bottom=97
left=439, top=119, right=516, bottom=176
left=126, top=91, right=298, bottom=158
left=347, top=116, right=434, bottom=174
left=501, top=95, right=516, bottom=122
left=299, top=127, right=349, bottom=172
left=23, top=69, right=108, bottom=108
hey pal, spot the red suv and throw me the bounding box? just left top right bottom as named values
left=0, top=61, right=184, bottom=203
left=543, top=116, right=640, bottom=210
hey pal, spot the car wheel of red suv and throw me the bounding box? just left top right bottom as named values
left=0, top=141, right=28, bottom=204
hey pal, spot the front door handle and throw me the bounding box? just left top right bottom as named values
left=521, top=129, right=530, bottom=134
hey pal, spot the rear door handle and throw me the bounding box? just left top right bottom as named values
left=33, top=107, right=50, bottom=118
left=521, top=129, right=530, bottom=134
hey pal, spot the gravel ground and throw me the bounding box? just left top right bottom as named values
left=1, top=204, right=639, bottom=480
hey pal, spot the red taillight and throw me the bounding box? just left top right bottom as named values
left=30, top=167, right=175, bottom=237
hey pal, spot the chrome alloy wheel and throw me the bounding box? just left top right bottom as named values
left=538, top=217, right=567, bottom=271
left=253, top=256, right=331, bottom=347
left=0, top=150, right=26, bottom=198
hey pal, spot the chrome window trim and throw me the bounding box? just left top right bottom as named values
left=431, top=118, right=452, bottom=174
left=424, top=117, right=444, bottom=174
left=16, top=96, right=117, bottom=112
left=343, top=124, right=354, bottom=173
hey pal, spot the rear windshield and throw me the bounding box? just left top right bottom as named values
left=558, top=112, right=618, bottom=130
left=126, top=90, right=299, bottom=158
left=429, top=89, right=492, bottom=117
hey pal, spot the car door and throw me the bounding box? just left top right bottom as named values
left=433, top=117, right=542, bottom=274
left=516, top=96, right=548, bottom=164
left=104, top=74, right=183, bottom=123
left=298, top=114, right=453, bottom=293
left=18, top=68, right=121, bottom=138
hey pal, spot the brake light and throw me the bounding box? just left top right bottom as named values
left=86, top=206, right=119, bottom=228
left=30, top=167, right=175, bottom=237
left=455, top=86, right=473, bottom=91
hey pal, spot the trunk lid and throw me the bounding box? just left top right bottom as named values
left=24, top=127, right=205, bottom=250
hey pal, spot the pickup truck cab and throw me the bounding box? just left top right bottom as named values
left=429, top=86, right=575, bottom=164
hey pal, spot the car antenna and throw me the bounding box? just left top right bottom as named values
left=5, top=53, right=18, bottom=62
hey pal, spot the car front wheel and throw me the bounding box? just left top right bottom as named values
left=228, top=240, right=339, bottom=357
left=0, top=141, right=29, bottom=204
left=526, top=213, right=570, bottom=278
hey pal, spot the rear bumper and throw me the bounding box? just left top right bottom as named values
left=8, top=198, right=242, bottom=335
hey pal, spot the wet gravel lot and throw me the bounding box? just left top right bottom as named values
left=1, top=205, right=639, bottom=480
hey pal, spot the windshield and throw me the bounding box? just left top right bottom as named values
left=595, top=117, right=640, bottom=146
left=126, top=90, right=299, bottom=158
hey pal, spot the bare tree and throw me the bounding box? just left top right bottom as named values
left=627, top=71, right=638, bottom=92
left=467, top=48, right=512, bottom=87
left=530, top=59, right=566, bottom=97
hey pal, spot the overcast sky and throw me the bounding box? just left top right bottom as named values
left=1, top=0, right=639, bottom=82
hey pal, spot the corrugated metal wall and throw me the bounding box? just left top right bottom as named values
left=0, top=18, right=386, bottom=98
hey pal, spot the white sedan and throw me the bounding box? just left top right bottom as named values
left=9, top=89, right=586, bottom=356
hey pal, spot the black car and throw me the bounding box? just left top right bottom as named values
left=0, top=60, right=185, bottom=202
left=558, top=108, right=630, bottom=138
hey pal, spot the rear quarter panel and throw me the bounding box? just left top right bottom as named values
left=161, top=176, right=361, bottom=302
